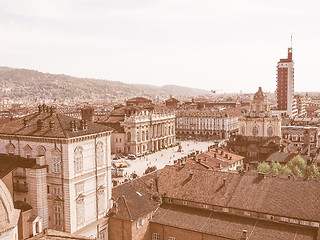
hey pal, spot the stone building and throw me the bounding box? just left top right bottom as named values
left=175, top=109, right=241, bottom=139
left=228, top=87, right=281, bottom=168
left=0, top=105, right=113, bottom=239
left=97, top=97, right=176, bottom=156
left=0, top=179, right=20, bottom=240
left=108, top=165, right=320, bottom=240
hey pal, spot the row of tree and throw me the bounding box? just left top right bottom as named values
left=256, top=156, right=320, bottom=178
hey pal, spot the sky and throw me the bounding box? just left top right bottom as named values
left=0, top=0, right=319, bottom=93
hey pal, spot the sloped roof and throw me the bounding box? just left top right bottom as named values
left=151, top=204, right=316, bottom=240
left=156, top=166, right=320, bottom=222
left=265, top=152, right=297, bottom=163
left=0, top=112, right=112, bottom=139
left=111, top=173, right=160, bottom=221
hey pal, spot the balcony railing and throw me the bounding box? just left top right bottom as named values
left=13, top=182, right=28, bottom=192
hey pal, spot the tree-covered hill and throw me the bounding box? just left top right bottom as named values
left=0, top=67, right=210, bottom=101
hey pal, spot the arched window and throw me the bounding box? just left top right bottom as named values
left=74, top=147, right=83, bottom=172
left=23, top=145, right=32, bottom=158
left=146, top=130, right=149, bottom=140
left=252, top=126, right=259, bottom=136
left=6, top=143, right=15, bottom=155
left=267, top=125, right=274, bottom=137
left=37, top=146, right=46, bottom=156
left=241, top=125, right=245, bottom=135
left=127, top=132, right=131, bottom=142
left=96, top=142, right=104, bottom=165
left=142, top=131, right=145, bottom=141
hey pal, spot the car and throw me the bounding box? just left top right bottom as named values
left=127, top=154, right=137, bottom=160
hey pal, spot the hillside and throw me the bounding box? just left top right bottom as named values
left=0, top=67, right=210, bottom=101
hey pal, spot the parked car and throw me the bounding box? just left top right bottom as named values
left=127, top=154, right=137, bottom=160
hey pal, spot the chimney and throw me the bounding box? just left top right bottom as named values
left=218, top=163, right=222, bottom=169
left=50, top=107, right=56, bottom=115
left=38, top=105, right=42, bottom=113
left=49, top=121, right=54, bottom=130
left=23, top=119, right=28, bottom=128
left=258, top=172, right=265, bottom=179
left=189, top=170, right=194, bottom=178
left=214, top=153, right=217, bottom=158
left=81, top=107, right=94, bottom=122
left=225, top=153, right=228, bottom=159
left=241, top=230, right=248, bottom=240
left=221, top=150, right=224, bottom=155
left=70, top=121, right=75, bottom=132
left=223, top=178, right=226, bottom=185
left=73, top=120, right=78, bottom=131
left=37, top=119, right=43, bottom=130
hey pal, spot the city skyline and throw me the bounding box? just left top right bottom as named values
left=1, top=0, right=319, bottom=93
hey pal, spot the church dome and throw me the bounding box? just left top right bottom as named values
left=0, top=179, right=15, bottom=224
left=253, top=87, right=267, bottom=103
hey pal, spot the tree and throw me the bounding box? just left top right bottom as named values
left=257, top=162, right=271, bottom=173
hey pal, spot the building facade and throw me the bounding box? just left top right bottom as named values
left=0, top=105, right=113, bottom=239
left=239, top=87, right=281, bottom=138
left=276, top=46, right=297, bottom=117
left=97, top=97, right=176, bottom=156
left=176, top=110, right=240, bottom=139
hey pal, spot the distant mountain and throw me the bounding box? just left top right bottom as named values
left=0, top=67, right=210, bottom=102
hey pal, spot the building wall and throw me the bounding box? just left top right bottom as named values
left=0, top=132, right=112, bottom=237
left=124, top=112, right=176, bottom=156
left=150, top=223, right=228, bottom=240
left=108, top=218, right=132, bottom=240
left=111, top=132, right=125, bottom=154
left=239, top=117, right=281, bottom=138
left=176, top=113, right=239, bottom=139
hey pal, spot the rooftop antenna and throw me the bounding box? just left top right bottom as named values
left=291, top=33, right=293, bottom=48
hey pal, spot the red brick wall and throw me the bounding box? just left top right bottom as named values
left=108, top=217, right=132, bottom=240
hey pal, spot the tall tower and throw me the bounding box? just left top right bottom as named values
left=276, top=42, right=295, bottom=117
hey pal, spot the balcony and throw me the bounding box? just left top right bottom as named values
left=13, top=172, right=26, bottom=179
left=13, top=182, right=28, bottom=192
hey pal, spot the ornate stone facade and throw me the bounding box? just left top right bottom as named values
left=0, top=105, right=113, bottom=239
left=239, top=87, right=281, bottom=138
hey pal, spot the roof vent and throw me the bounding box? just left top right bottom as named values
left=49, top=121, right=54, bottom=130
left=37, top=119, right=43, bottom=130
left=23, top=119, right=28, bottom=128
left=241, top=230, right=248, bottom=240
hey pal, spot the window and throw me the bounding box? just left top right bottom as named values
left=252, top=126, right=259, bottom=136
left=168, top=237, right=176, bottom=240
left=267, top=126, right=274, bottom=137
left=266, top=215, right=274, bottom=220
left=244, top=211, right=250, bottom=216
left=300, top=220, right=309, bottom=226
left=182, top=201, right=188, bottom=206
left=311, top=222, right=320, bottom=227
left=280, top=217, right=289, bottom=222
left=74, top=147, right=83, bottom=172
left=54, top=206, right=61, bottom=225
left=222, top=208, right=229, bottom=213
left=152, top=233, right=160, bottom=240
left=136, top=218, right=144, bottom=228
left=97, top=142, right=104, bottom=165
left=54, top=187, right=61, bottom=196
left=168, top=198, right=172, bottom=204
left=53, top=156, right=60, bottom=173
left=203, top=204, right=208, bottom=209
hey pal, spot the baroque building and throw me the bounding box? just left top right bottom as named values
left=97, top=97, right=176, bottom=156
left=175, top=109, right=241, bottom=139
left=228, top=87, right=281, bottom=168
left=0, top=105, right=113, bottom=239
left=239, top=87, right=281, bottom=138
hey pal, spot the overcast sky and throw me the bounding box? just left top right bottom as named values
left=0, top=0, right=319, bottom=93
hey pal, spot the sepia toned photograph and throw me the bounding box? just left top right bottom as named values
left=0, top=1, right=319, bottom=239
